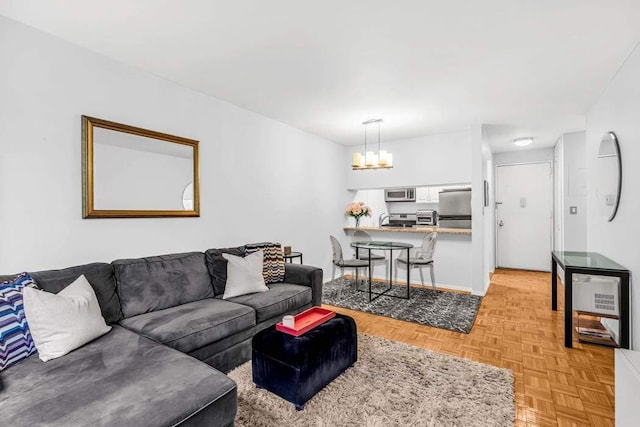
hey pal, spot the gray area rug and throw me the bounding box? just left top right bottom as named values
left=322, top=278, right=482, bottom=333
left=229, top=333, right=515, bottom=427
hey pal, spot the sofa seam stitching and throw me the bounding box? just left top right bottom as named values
left=157, top=311, right=255, bottom=344
left=241, top=287, right=311, bottom=317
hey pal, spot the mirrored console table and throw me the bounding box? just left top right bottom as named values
left=551, top=251, right=630, bottom=348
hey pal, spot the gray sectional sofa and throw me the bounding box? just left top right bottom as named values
left=0, top=247, right=323, bottom=426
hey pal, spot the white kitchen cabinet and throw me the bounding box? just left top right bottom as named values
left=415, top=187, right=430, bottom=203
left=428, top=186, right=443, bottom=203
left=416, top=186, right=444, bottom=203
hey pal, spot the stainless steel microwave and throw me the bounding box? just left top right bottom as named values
left=384, top=187, right=416, bottom=202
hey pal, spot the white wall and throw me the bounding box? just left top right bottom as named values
left=345, top=130, right=472, bottom=190
left=481, top=126, right=495, bottom=292
left=0, top=17, right=349, bottom=278
left=470, top=125, right=488, bottom=294
left=560, top=132, right=587, bottom=251
left=553, top=139, right=564, bottom=252
left=493, top=147, right=554, bottom=166
left=586, top=41, right=640, bottom=349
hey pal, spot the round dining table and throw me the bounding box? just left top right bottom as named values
left=350, top=240, right=414, bottom=301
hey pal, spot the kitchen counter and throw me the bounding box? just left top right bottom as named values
left=343, top=226, right=471, bottom=235
left=342, top=225, right=472, bottom=291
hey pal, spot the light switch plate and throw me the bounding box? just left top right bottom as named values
left=520, top=197, right=526, bottom=208
left=570, top=206, right=577, bottom=215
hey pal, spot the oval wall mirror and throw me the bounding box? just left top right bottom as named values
left=596, top=131, right=622, bottom=222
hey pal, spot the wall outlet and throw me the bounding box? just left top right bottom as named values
left=570, top=206, right=577, bottom=215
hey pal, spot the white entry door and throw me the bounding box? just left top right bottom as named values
left=496, top=162, right=552, bottom=271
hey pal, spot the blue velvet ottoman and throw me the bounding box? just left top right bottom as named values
left=252, top=313, right=357, bottom=410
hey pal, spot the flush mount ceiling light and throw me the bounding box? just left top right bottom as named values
left=352, top=119, right=393, bottom=170
left=513, top=137, right=533, bottom=147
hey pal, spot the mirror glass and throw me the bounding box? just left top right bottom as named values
left=83, top=116, right=199, bottom=218
left=182, top=182, right=194, bottom=210
left=596, top=131, right=621, bottom=222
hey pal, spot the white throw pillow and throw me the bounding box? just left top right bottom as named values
left=23, top=274, right=112, bottom=362
left=222, top=250, right=269, bottom=299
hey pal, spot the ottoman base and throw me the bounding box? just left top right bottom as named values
left=252, top=314, right=357, bottom=409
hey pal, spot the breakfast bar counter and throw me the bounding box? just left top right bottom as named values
left=343, top=226, right=471, bottom=235
left=343, top=225, right=472, bottom=292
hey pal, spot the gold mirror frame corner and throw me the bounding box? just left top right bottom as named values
left=81, top=115, right=200, bottom=219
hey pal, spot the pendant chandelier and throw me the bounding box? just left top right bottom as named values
left=352, top=118, right=393, bottom=170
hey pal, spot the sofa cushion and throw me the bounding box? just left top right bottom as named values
left=0, top=325, right=237, bottom=427
left=227, top=283, right=312, bottom=323
left=119, top=298, right=255, bottom=353
left=205, top=246, right=246, bottom=295
left=4, top=263, right=123, bottom=325
left=113, top=252, right=214, bottom=318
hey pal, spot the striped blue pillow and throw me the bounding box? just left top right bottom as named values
left=1, top=273, right=39, bottom=371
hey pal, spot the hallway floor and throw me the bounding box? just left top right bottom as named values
left=325, top=268, right=615, bottom=426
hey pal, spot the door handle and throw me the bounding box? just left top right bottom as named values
left=498, top=220, right=504, bottom=227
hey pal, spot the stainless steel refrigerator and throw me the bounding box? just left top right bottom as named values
left=438, top=188, right=472, bottom=229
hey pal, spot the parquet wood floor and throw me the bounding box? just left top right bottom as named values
left=323, top=268, right=614, bottom=427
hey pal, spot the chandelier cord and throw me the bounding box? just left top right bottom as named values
left=364, top=121, right=368, bottom=153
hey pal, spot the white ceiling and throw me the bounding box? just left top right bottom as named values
left=2, top=1, right=640, bottom=152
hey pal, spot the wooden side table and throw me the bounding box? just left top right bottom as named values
left=284, top=251, right=303, bottom=264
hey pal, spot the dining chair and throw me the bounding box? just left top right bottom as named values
left=352, top=230, right=388, bottom=282
left=394, top=232, right=438, bottom=290
left=329, top=235, right=369, bottom=295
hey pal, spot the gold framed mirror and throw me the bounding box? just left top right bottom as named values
left=82, top=116, right=200, bottom=218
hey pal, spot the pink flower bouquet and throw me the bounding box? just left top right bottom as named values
left=345, top=202, right=372, bottom=227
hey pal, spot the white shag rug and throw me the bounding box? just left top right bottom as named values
left=228, top=333, right=514, bottom=427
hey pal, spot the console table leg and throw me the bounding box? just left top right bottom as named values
left=564, top=269, right=573, bottom=348
left=621, top=273, right=630, bottom=349
left=551, top=258, right=557, bottom=311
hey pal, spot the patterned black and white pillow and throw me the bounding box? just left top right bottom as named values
left=245, top=242, right=285, bottom=285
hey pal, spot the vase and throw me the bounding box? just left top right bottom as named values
left=355, top=217, right=360, bottom=228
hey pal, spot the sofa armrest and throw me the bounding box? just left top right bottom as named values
left=283, top=264, right=323, bottom=306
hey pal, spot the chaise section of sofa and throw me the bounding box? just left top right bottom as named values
left=0, top=325, right=237, bottom=427
left=0, top=261, right=237, bottom=427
